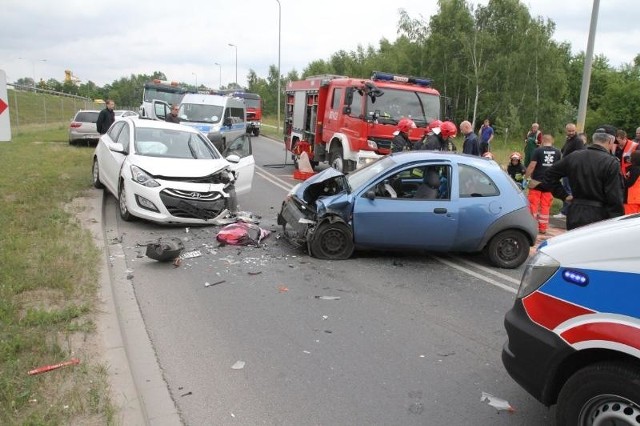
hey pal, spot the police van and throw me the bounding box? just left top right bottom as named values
left=152, top=94, right=247, bottom=149
left=502, top=213, right=640, bottom=425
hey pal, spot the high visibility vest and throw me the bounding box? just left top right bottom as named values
left=629, top=174, right=640, bottom=205
left=621, top=140, right=639, bottom=176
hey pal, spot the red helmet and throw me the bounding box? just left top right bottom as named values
left=440, top=121, right=457, bottom=138
left=397, top=118, right=416, bottom=134
left=426, top=119, right=443, bottom=133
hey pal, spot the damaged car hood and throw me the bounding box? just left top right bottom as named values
left=293, top=168, right=349, bottom=205
left=131, top=155, right=230, bottom=178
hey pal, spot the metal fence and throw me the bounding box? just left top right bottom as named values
left=6, top=84, right=134, bottom=137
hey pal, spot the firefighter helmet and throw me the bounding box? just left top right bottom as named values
left=426, top=119, right=443, bottom=133
left=440, top=121, right=457, bottom=139
left=397, top=118, right=416, bottom=134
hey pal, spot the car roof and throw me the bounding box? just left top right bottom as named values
left=390, top=151, right=502, bottom=171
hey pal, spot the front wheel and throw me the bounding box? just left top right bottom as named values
left=309, top=221, right=354, bottom=260
left=556, top=361, right=640, bottom=426
left=118, top=181, right=134, bottom=221
left=252, top=128, right=260, bottom=137
left=92, top=158, right=104, bottom=189
left=483, top=229, right=529, bottom=268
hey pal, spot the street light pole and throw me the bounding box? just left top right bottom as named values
left=192, top=72, right=198, bottom=90
left=576, top=0, right=600, bottom=132
left=18, top=57, right=46, bottom=88
left=214, top=62, right=222, bottom=89
left=275, top=0, right=281, bottom=133
left=228, top=43, right=238, bottom=87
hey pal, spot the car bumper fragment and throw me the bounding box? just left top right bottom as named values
left=277, top=200, right=314, bottom=245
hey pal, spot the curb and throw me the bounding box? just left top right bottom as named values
left=90, top=189, right=181, bottom=425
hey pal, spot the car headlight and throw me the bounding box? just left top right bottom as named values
left=367, top=140, right=378, bottom=150
left=130, top=165, right=160, bottom=188
left=517, top=251, right=560, bottom=298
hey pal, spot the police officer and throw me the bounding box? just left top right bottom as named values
left=542, top=125, right=624, bottom=230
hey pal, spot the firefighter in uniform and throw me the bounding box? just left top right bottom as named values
left=391, top=118, right=416, bottom=153
left=417, top=121, right=458, bottom=151
left=542, top=125, right=624, bottom=230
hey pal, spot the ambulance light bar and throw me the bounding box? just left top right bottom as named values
left=371, top=71, right=432, bottom=87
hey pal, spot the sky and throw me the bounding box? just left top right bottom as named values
left=1, top=0, right=637, bottom=90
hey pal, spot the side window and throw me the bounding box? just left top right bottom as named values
left=459, top=164, right=499, bottom=197
left=224, top=134, right=252, bottom=158
left=116, top=124, right=130, bottom=151
left=230, top=107, right=245, bottom=122
left=331, top=88, right=343, bottom=110
left=107, top=121, right=124, bottom=142
left=349, top=90, right=363, bottom=118
left=368, top=165, right=451, bottom=200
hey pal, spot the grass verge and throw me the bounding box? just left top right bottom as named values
left=0, top=124, right=114, bottom=425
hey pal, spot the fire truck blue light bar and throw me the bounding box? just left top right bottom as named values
left=371, top=71, right=432, bottom=87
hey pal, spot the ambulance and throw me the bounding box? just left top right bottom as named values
left=502, top=213, right=640, bottom=424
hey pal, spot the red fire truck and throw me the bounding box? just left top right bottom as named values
left=284, top=71, right=445, bottom=173
left=229, top=92, right=262, bottom=136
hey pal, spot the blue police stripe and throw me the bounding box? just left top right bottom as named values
left=540, top=268, right=640, bottom=318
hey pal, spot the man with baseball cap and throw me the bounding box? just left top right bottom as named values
left=542, top=125, right=624, bottom=230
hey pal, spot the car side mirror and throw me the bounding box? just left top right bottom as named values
left=226, top=154, right=241, bottom=164
left=365, top=190, right=376, bottom=200
left=108, top=142, right=126, bottom=154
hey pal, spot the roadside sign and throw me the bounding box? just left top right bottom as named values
left=0, top=70, right=10, bottom=141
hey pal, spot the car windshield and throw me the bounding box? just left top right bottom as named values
left=347, top=156, right=398, bottom=191
left=368, top=88, right=440, bottom=128
left=75, top=111, right=99, bottom=123
left=134, top=128, right=221, bottom=159
left=179, top=103, right=223, bottom=123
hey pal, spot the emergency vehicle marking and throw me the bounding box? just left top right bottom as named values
left=560, top=320, right=640, bottom=351
left=539, top=269, right=640, bottom=318
left=571, top=340, right=640, bottom=359
left=522, top=290, right=593, bottom=331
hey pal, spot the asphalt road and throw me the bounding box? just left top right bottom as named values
left=104, top=136, right=554, bottom=425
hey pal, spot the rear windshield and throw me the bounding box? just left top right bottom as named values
left=75, top=111, right=99, bottom=123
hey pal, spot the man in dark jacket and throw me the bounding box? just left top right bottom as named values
left=460, top=120, right=480, bottom=155
left=96, top=100, right=115, bottom=134
left=543, top=125, right=624, bottom=230
left=556, top=122, right=585, bottom=218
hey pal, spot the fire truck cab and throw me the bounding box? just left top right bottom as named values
left=284, top=71, right=444, bottom=173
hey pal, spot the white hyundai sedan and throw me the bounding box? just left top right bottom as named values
left=92, top=118, right=255, bottom=224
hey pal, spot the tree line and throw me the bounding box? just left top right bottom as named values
left=21, top=0, right=640, bottom=138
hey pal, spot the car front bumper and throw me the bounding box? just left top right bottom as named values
left=124, top=179, right=235, bottom=224
left=277, top=198, right=315, bottom=246
left=502, top=299, right=575, bottom=406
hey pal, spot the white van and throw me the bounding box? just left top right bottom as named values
left=152, top=94, right=247, bottom=147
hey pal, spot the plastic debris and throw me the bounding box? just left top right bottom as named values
left=146, top=238, right=184, bottom=262
left=126, top=270, right=134, bottom=280
left=205, top=280, right=226, bottom=288
left=231, top=361, right=246, bottom=370
left=180, top=250, right=202, bottom=259
left=247, top=271, right=262, bottom=276
left=216, top=222, right=270, bottom=246
left=28, top=358, right=80, bottom=375
left=315, top=296, right=340, bottom=300
left=278, top=285, right=289, bottom=293
left=236, top=211, right=262, bottom=224
left=481, top=392, right=515, bottom=413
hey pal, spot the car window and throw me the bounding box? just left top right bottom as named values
left=75, top=111, right=99, bottom=123
left=107, top=121, right=124, bottom=141
left=116, top=123, right=130, bottom=151
left=368, top=164, right=451, bottom=200
left=223, top=134, right=251, bottom=158
left=459, top=164, right=499, bottom=197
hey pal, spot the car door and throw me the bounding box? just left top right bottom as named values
left=100, top=121, right=128, bottom=194
left=352, top=163, right=458, bottom=250
left=222, top=134, right=255, bottom=195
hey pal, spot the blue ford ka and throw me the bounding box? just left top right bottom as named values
left=278, top=152, right=538, bottom=268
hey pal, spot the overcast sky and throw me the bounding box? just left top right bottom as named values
left=1, top=0, right=637, bottom=89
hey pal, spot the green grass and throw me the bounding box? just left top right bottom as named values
left=0, top=126, right=114, bottom=425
